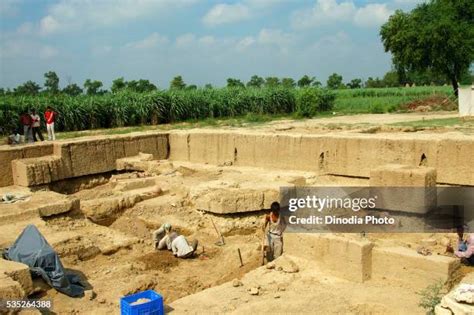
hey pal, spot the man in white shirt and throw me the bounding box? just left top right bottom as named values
left=152, top=223, right=198, bottom=258
left=171, top=235, right=198, bottom=258
left=30, top=109, right=44, bottom=142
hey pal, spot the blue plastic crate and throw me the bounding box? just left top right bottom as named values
left=120, top=290, right=164, bottom=315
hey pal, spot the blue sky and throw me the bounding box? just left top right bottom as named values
left=0, top=0, right=423, bottom=89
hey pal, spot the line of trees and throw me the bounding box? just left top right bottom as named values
left=2, top=69, right=467, bottom=97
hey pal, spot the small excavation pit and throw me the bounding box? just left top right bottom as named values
left=137, top=251, right=181, bottom=272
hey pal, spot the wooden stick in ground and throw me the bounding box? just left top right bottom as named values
left=237, top=248, right=244, bottom=267
left=210, top=217, right=225, bottom=245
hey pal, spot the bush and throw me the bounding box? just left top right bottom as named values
left=418, top=281, right=445, bottom=315
left=369, top=104, right=385, bottom=114
left=295, top=88, right=335, bottom=117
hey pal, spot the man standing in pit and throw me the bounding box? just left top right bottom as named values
left=30, top=109, right=44, bottom=142
left=44, top=106, right=56, bottom=141
left=263, top=201, right=287, bottom=261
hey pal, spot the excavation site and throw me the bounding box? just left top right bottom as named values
left=1, top=124, right=473, bottom=315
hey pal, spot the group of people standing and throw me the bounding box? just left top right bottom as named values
left=15, top=107, right=57, bottom=144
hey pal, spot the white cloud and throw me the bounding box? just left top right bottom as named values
left=38, top=0, right=197, bottom=35
left=243, top=0, right=288, bottom=8
left=39, top=16, right=60, bottom=35
left=202, top=3, right=251, bottom=26
left=176, top=33, right=197, bottom=47
left=236, top=36, right=256, bottom=50
left=1, top=39, right=58, bottom=59
left=291, top=0, right=392, bottom=29
left=198, top=35, right=216, bottom=45
left=257, top=28, right=295, bottom=53
left=125, top=33, right=169, bottom=50
left=354, top=4, right=392, bottom=27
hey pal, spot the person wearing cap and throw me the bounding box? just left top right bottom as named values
left=262, top=201, right=287, bottom=261
left=152, top=223, right=175, bottom=250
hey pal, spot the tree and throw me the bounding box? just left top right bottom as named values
left=170, top=75, right=186, bottom=90
left=84, top=79, right=104, bottom=95
left=204, top=83, right=213, bottom=89
left=111, top=77, right=127, bottom=93
left=127, top=79, right=157, bottom=93
left=365, top=77, right=384, bottom=88
left=297, top=75, right=314, bottom=87
left=326, top=73, right=343, bottom=89
left=264, top=77, right=280, bottom=88
left=347, top=78, right=362, bottom=89
left=311, top=80, right=322, bottom=87
left=44, top=71, right=60, bottom=94
left=247, top=75, right=265, bottom=88
left=14, top=81, right=41, bottom=95
left=380, top=1, right=474, bottom=96
left=226, top=78, right=245, bottom=88
left=62, top=83, right=83, bottom=96
left=281, top=77, right=296, bottom=88
left=186, top=84, right=197, bottom=90
left=382, top=71, right=400, bottom=87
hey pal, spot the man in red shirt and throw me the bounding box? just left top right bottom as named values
left=19, top=112, right=33, bottom=143
left=44, top=107, right=56, bottom=141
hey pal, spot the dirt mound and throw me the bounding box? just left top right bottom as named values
left=402, top=95, right=457, bottom=112
left=137, top=251, right=180, bottom=271
left=109, top=216, right=152, bottom=239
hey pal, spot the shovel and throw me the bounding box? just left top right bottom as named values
left=261, top=229, right=267, bottom=266
left=210, top=218, right=225, bottom=246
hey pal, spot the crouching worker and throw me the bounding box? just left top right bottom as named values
left=446, top=227, right=474, bottom=265
left=152, top=223, right=174, bottom=250
left=152, top=223, right=198, bottom=258
left=263, top=202, right=287, bottom=262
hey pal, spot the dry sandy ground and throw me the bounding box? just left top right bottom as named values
left=170, top=255, right=424, bottom=315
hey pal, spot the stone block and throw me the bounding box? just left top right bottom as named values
left=370, top=164, right=437, bottom=187
left=285, top=234, right=373, bottom=283
left=0, top=259, right=33, bottom=295
left=372, top=246, right=459, bottom=290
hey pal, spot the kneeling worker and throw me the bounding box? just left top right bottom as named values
left=152, top=223, right=198, bottom=258
left=446, top=227, right=474, bottom=265
left=263, top=202, right=287, bottom=261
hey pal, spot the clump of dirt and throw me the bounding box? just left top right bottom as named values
left=402, top=95, right=457, bottom=112
left=137, top=251, right=180, bottom=271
